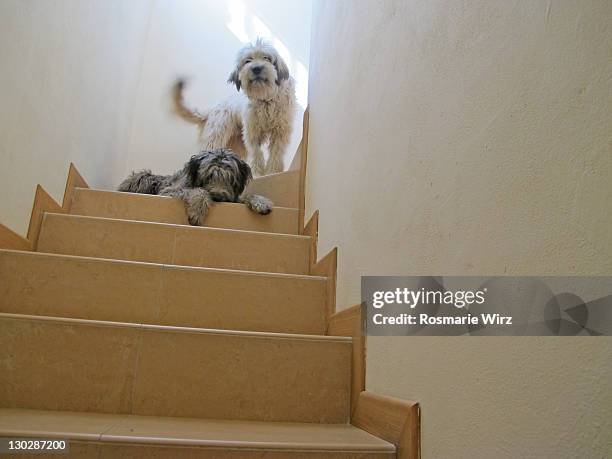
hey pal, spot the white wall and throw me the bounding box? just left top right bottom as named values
left=0, top=0, right=151, bottom=234
left=0, top=0, right=311, bottom=234
left=306, top=1, right=612, bottom=458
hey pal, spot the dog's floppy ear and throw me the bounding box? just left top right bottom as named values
left=186, top=153, right=203, bottom=186
left=235, top=157, right=253, bottom=195
left=227, top=67, right=241, bottom=91
left=274, top=56, right=290, bottom=84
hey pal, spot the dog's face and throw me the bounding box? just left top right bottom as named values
left=227, top=39, right=290, bottom=100
left=187, top=149, right=252, bottom=201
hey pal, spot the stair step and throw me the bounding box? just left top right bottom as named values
left=38, top=213, right=311, bottom=274
left=70, top=188, right=299, bottom=234
left=0, top=409, right=394, bottom=457
left=245, top=170, right=300, bottom=208
left=0, top=249, right=327, bottom=334
left=0, top=313, right=351, bottom=423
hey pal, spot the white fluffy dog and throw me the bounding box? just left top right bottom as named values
left=172, top=39, right=295, bottom=176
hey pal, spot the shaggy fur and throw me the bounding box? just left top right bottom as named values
left=172, top=39, right=295, bottom=176
left=118, top=149, right=273, bottom=226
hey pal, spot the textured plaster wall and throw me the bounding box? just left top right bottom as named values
left=0, top=0, right=152, bottom=234
left=306, top=1, right=612, bottom=458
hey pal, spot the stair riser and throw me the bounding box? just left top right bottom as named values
left=37, top=214, right=310, bottom=275
left=0, top=250, right=327, bottom=334
left=0, top=316, right=351, bottom=423
left=67, top=442, right=395, bottom=458
left=70, top=189, right=299, bottom=234
left=245, top=170, right=300, bottom=208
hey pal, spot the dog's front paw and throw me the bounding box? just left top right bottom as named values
left=186, top=191, right=211, bottom=225
left=187, top=208, right=204, bottom=226
left=246, top=194, right=273, bottom=215
left=265, top=156, right=284, bottom=175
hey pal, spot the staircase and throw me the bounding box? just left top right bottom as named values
left=0, top=116, right=419, bottom=458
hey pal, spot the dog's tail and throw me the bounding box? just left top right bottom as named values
left=118, top=170, right=166, bottom=195
left=172, top=79, right=208, bottom=125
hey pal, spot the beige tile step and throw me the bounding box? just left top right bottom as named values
left=37, top=213, right=310, bottom=275
left=0, top=409, right=395, bottom=458
left=69, top=188, right=299, bottom=234
left=245, top=170, right=300, bottom=208
left=0, top=249, right=326, bottom=334
left=0, top=313, right=351, bottom=423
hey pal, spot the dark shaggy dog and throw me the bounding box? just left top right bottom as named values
left=118, top=148, right=273, bottom=225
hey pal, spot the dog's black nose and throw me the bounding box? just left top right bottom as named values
left=251, top=65, right=263, bottom=74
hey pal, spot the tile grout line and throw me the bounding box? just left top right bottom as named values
left=126, top=201, right=163, bottom=417
left=98, top=414, right=129, bottom=442
left=170, top=227, right=178, bottom=267
left=154, top=256, right=166, bottom=328
left=128, top=330, right=145, bottom=418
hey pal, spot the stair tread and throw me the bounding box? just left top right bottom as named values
left=44, top=212, right=309, bottom=239
left=0, top=408, right=395, bottom=452
left=0, top=248, right=325, bottom=281
left=0, top=312, right=350, bottom=342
